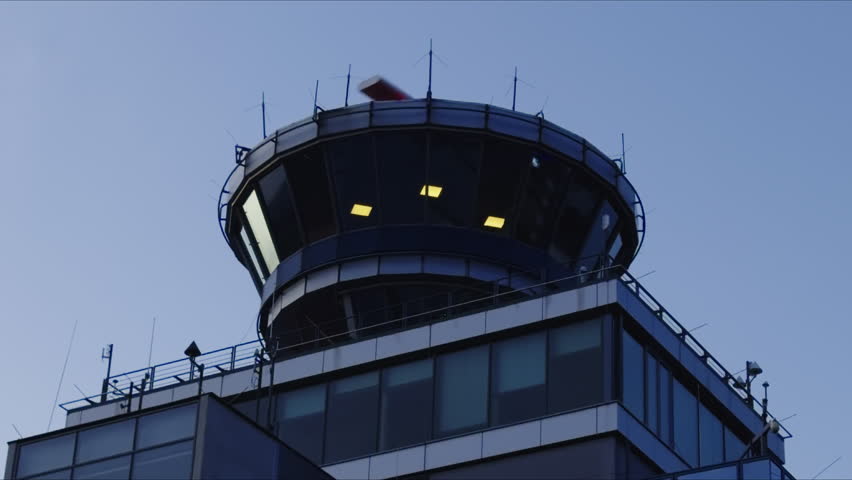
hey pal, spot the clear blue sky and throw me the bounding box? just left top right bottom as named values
left=1, top=2, right=850, bottom=476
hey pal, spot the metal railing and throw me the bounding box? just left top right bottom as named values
left=59, top=263, right=792, bottom=440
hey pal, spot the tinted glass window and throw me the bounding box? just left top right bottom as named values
left=426, top=132, right=480, bottom=226
left=551, top=171, right=600, bottom=260
left=491, top=332, right=546, bottom=426
left=622, top=330, right=645, bottom=419
left=724, top=427, right=746, bottom=461
left=284, top=146, right=336, bottom=242
left=517, top=152, right=570, bottom=248
left=74, top=455, right=130, bottom=480
left=548, top=318, right=603, bottom=413
left=276, top=384, right=326, bottom=464
left=131, top=440, right=193, bottom=480
left=435, top=346, right=489, bottom=437
left=136, top=405, right=196, bottom=449
left=380, top=359, right=433, bottom=450
left=673, top=379, right=699, bottom=466
left=699, top=403, right=724, bottom=466
left=375, top=132, right=426, bottom=224
left=325, top=372, right=379, bottom=463
left=239, top=226, right=264, bottom=283
left=76, top=419, right=134, bottom=464
left=659, top=365, right=672, bottom=445
left=327, top=135, right=379, bottom=230
left=476, top=139, right=528, bottom=233
left=27, top=469, right=71, bottom=479
left=258, top=165, right=302, bottom=259
left=17, top=434, right=75, bottom=478
left=645, top=353, right=658, bottom=434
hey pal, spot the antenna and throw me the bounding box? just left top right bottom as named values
left=814, top=456, right=842, bottom=479
left=313, top=80, right=320, bottom=118
left=345, top=64, right=351, bottom=107
left=261, top=92, right=267, bottom=138
left=147, top=317, right=156, bottom=369
left=48, top=318, right=78, bottom=431
left=12, top=424, right=23, bottom=439
left=427, top=38, right=433, bottom=100
left=512, top=66, right=518, bottom=111
left=100, top=344, right=114, bottom=401
left=621, top=133, right=626, bottom=174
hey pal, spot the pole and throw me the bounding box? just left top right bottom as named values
left=512, top=67, right=518, bottom=111
left=261, top=92, right=267, bottom=138
left=345, top=64, right=351, bottom=107
left=427, top=39, right=433, bottom=100
left=100, top=344, right=114, bottom=402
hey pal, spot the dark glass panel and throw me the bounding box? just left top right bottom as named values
left=491, top=332, right=546, bottom=426
left=646, top=353, right=658, bottom=434
left=517, top=152, right=571, bottom=249
left=16, top=434, right=75, bottom=478
left=258, top=165, right=302, bottom=259
left=426, top=132, right=480, bottom=227
left=673, top=379, right=699, bottom=466
left=327, top=134, right=379, bottom=231
left=74, top=455, right=130, bottom=480
left=380, top=359, right=433, bottom=450
left=548, top=318, right=603, bottom=413
left=659, top=365, right=672, bottom=445
left=324, top=372, right=379, bottom=463
left=742, top=460, right=772, bottom=480
left=476, top=139, right=529, bottom=233
left=622, top=330, right=645, bottom=420
left=135, top=404, right=196, bottom=449
left=131, top=440, right=193, bottom=480
left=276, top=384, right=326, bottom=464
left=724, top=427, right=746, bottom=462
left=699, top=403, right=724, bottom=466
left=284, top=146, right=337, bottom=242
left=375, top=132, right=427, bottom=224
left=551, top=171, right=600, bottom=261
left=75, top=419, right=134, bottom=464
left=28, top=469, right=71, bottom=479
left=680, top=466, right=737, bottom=480
left=435, top=346, right=489, bottom=437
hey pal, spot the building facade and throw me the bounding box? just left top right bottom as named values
left=6, top=98, right=793, bottom=479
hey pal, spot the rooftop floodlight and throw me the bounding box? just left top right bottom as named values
left=484, top=216, right=505, bottom=229
left=351, top=203, right=373, bottom=217
left=419, top=185, right=443, bottom=198
left=531, top=156, right=541, bottom=168
left=184, top=341, right=202, bottom=359
left=747, top=361, right=763, bottom=377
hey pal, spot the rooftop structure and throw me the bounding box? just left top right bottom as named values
left=6, top=78, right=793, bottom=480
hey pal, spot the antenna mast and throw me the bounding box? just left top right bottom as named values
left=427, top=39, right=433, bottom=100
left=621, top=133, right=626, bottom=174
left=345, top=64, right=351, bottom=107
left=512, top=67, right=518, bottom=111
left=261, top=92, right=267, bottom=138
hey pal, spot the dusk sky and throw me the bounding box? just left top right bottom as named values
left=1, top=2, right=851, bottom=476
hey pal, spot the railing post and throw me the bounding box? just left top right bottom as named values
left=149, top=367, right=156, bottom=391
left=230, top=346, right=236, bottom=371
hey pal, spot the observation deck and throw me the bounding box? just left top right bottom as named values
left=218, top=99, right=646, bottom=349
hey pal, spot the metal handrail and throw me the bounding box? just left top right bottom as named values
left=59, top=263, right=791, bottom=441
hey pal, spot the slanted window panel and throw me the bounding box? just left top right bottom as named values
left=548, top=318, right=603, bottom=413
left=622, top=330, right=645, bottom=420
left=135, top=404, right=197, bottom=450
left=551, top=171, right=600, bottom=261
left=426, top=132, right=480, bottom=227
left=375, top=132, right=427, bottom=224
left=380, top=359, right=433, bottom=450
left=699, top=403, right=724, bottom=466
left=27, top=469, right=71, bottom=479
left=646, top=353, right=658, bottom=434
left=724, top=427, right=747, bottom=462
left=242, top=190, right=279, bottom=273
left=258, top=165, right=302, bottom=259
left=325, top=372, right=380, bottom=463
left=284, top=146, right=337, bottom=242
left=517, top=152, right=571, bottom=248
left=327, top=135, right=379, bottom=231
left=673, top=379, right=699, bottom=466
left=76, top=419, right=134, bottom=464
left=74, top=455, right=131, bottom=480
left=435, top=346, right=489, bottom=437
left=131, top=440, right=193, bottom=480
left=659, top=365, right=672, bottom=445
left=16, top=434, right=75, bottom=478
left=239, top=226, right=264, bottom=282
left=476, top=139, right=528, bottom=233
left=276, top=384, right=326, bottom=464
left=608, top=233, right=623, bottom=263
left=491, top=332, right=546, bottom=426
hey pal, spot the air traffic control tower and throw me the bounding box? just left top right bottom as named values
left=6, top=77, right=795, bottom=480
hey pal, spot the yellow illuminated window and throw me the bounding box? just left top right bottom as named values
left=484, top=216, right=505, bottom=229
left=351, top=204, right=373, bottom=216
left=419, top=185, right=443, bottom=198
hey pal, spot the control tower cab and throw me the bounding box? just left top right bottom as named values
left=220, top=95, right=645, bottom=354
